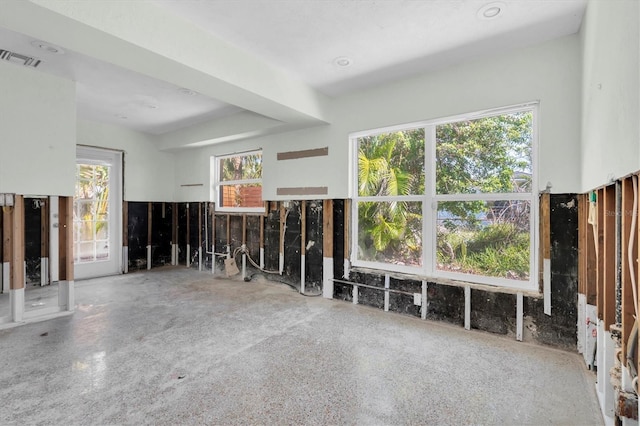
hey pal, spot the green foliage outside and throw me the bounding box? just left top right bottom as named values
left=357, top=112, right=532, bottom=280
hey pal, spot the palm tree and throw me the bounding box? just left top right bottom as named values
left=357, top=131, right=423, bottom=260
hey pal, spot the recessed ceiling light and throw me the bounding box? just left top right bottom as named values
left=178, top=88, right=197, bottom=96
left=333, top=56, right=352, bottom=68
left=30, top=40, right=64, bottom=54
left=478, top=2, right=505, bottom=20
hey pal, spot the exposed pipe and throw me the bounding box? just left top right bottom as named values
left=629, top=175, right=638, bottom=323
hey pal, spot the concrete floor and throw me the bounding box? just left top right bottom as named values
left=0, top=268, right=602, bottom=425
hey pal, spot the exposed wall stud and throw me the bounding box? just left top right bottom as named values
left=57, top=196, right=74, bottom=312
left=322, top=200, right=334, bottom=299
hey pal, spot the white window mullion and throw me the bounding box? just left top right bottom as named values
left=424, top=125, right=436, bottom=275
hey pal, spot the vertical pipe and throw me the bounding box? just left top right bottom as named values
left=49, top=196, right=59, bottom=282
left=226, top=214, right=231, bottom=258
left=279, top=202, right=285, bottom=275
left=198, top=202, right=203, bottom=271
left=171, top=202, right=178, bottom=266
left=242, top=214, right=247, bottom=280
left=147, top=202, right=152, bottom=270
left=211, top=212, right=216, bottom=274
left=122, top=200, right=129, bottom=273
left=2, top=205, right=11, bottom=294
left=344, top=199, right=350, bottom=279
left=300, top=201, right=306, bottom=294
left=353, top=284, right=358, bottom=305
left=40, top=198, right=49, bottom=286
left=186, top=203, right=190, bottom=268
left=259, top=212, right=265, bottom=269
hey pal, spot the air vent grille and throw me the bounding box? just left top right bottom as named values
left=0, top=49, right=41, bottom=68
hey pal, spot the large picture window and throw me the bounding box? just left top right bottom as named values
left=352, top=105, right=537, bottom=289
left=213, top=150, right=263, bottom=213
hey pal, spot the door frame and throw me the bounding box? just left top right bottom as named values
left=74, top=146, right=123, bottom=279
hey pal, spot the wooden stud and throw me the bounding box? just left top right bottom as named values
left=9, top=197, right=25, bottom=290
left=198, top=203, right=203, bottom=248
left=2, top=206, right=11, bottom=266
left=621, top=177, right=637, bottom=365
left=279, top=202, right=285, bottom=259
left=602, top=185, right=616, bottom=328
left=58, top=196, right=73, bottom=282
left=539, top=193, right=551, bottom=292
left=578, top=194, right=586, bottom=296
left=344, top=199, right=351, bottom=271
left=597, top=188, right=605, bottom=320
left=323, top=200, right=334, bottom=258
left=586, top=196, right=598, bottom=305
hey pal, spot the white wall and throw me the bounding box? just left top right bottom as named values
left=580, top=0, right=640, bottom=192
left=77, top=120, right=175, bottom=202
left=173, top=138, right=265, bottom=202
left=175, top=34, right=582, bottom=200
left=0, top=61, right=76, bottom=196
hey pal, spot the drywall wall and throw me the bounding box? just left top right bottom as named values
left=174, top=34, right=582, bottom=200
left=77, top=120, right=175, bottom=202
left=580, top=0, right=639, bottom=192
left=0, top=61, right=76, bottom=196
left=173, top=138, right=265, bottom=202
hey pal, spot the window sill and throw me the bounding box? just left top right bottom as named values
left=348, top=265, right=542, bottom=298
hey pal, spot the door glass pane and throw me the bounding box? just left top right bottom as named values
left=74, top=164, right=111, bottom=263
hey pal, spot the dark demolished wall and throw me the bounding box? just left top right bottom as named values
left=124, top=195, right=579, bottom=349
left=335, top=194, right=580, bottom=349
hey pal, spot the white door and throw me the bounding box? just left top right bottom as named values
left=74, top=147, right=122, bottom=279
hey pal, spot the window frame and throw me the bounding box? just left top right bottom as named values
left=212, top=150, right=264, bottom=214
left=350, top=103, right=539, bottom=291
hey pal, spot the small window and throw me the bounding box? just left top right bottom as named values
left=213, top=150, right=264, bottom=213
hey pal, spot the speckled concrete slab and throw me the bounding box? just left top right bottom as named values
left=0, top=268, right=602, bottom=425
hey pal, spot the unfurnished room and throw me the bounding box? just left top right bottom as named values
left=0, top=0, right=638, bottom=424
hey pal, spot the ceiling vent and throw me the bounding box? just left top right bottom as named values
left=0, top=49, right=41, bottom=68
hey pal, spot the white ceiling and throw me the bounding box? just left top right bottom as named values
left=0, top=0, right=586, bottom=147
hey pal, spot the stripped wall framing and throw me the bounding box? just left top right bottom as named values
left=577, top=174, right=639, bottom=422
